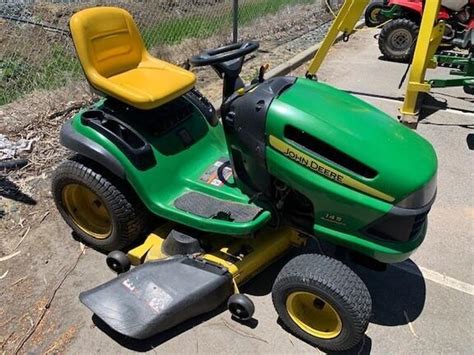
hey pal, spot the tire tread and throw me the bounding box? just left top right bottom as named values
left=52, top=156, right=147, bottom=251
left=378, top=18, right=419, bottom=62
left=272, top=254, right=371, bottom=352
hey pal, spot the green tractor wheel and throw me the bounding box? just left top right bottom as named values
left=272, top=254, right=371, bottom=352
left=365, top=1, right=387, bottom=27
left=52, top=156, right=147, bottom=251
left=379, top=18, right=419, bottom=62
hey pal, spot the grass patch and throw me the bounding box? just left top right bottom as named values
left=0, top=46, right=82, bottom=105
left=142, top=0, right=314, bottom=47
left=1, top=0, right=316, bottom=105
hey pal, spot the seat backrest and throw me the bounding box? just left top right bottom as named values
left=70, top=7, right=146, bottom=79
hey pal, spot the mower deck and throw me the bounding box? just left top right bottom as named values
left=127, top=224, right=306, bottom=284
left=80, top=225, right=306, bottom=339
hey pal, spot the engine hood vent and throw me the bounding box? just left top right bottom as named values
left=284, top=125, right=378, bottom=179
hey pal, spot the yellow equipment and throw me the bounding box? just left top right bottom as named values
left=307, top=0, right=445, bottom=124
left=127, top=224, right=307, bottom=287
left=307, top=0, right=371, bottom=76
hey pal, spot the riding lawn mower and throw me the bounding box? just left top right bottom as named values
left=51, top=7, right=438, bottom=352
left=365, top=0, right=473, bottom=61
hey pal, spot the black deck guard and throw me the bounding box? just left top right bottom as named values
left=80, top=256, right=233, bottom=339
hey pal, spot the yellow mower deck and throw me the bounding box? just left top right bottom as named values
left=127, top=224, right=307, bottom=286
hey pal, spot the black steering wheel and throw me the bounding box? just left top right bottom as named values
left=190, top=41, right=260, bottom=67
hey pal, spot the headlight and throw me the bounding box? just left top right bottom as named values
left=363, top=174, right=436, bottom=243
left=396, top=173, right=437, bottom=209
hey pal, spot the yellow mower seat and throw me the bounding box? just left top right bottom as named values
left=70, top=7, right=196, bottom=110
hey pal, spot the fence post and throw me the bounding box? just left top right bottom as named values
left=233, top=0, right=238, bottom=43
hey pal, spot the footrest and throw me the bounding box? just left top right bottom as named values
left=174, top=192, right=262, bottom=223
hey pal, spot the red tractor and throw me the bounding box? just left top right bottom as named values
left=365, top=0, right=473, bottom=61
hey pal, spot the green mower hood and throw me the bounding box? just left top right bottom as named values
left=266, top=78, right=437, bottom=207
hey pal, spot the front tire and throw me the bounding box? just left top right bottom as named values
left=272, top=254, right=371, bottom=352
left=379, top=18, right=419, bottom=62
left=365, top=2, right=387, bottom=27
left=52, top=156, right=147, bottom=251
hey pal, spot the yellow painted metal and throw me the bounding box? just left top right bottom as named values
left=307, top=0, right=370, bottom=76
left=202, top=227, right=306, bottom=286
left=127, top=226, right=306, bottom=286
left=286, top=291, right=343, bottom=339
left=306, top=0, right=445, bottom=124
left=62, top=184, right=112, bottom=239
left=400, top=0, right=444, bottom=120
left=146, top=239, right=168, bottom=262
left=127, top=223, right=174, bottom=265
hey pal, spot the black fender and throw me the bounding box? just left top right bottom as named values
left=60, top=119, right=126, bottom=179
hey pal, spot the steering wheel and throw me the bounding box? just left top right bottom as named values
left=190, top=41, right=260, bottom=67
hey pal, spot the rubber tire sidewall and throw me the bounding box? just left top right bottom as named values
left=379, top=18, right=419, bottom=62
left=274, top=282, right=356, bottom=350
left=365, top=2, right=386, bottom=27
left=464, top=85, right=474, bottom=94
left=272, top=254, right=371, bottom=352
left=52, top=157, right=145, bottom=251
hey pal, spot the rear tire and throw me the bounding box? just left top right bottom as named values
left=272, top=254, right=371, bottom=352
left=52, top=156, right=147, bottom=251
left=379, top=18, right=419, bottom=62
left=365, top=2, right=387, bottom=27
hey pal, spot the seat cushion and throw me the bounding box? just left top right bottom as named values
left=106, top=59, right=196, bottom=110
left=70, top=7, right=196, bottom=110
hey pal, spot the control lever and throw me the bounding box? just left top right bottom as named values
left=258, top=64, right=270, bottom=83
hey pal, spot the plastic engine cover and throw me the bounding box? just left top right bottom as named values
left=80, top=256, right=232, bottom=339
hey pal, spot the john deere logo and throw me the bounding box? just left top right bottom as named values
left=269, top=135, right=394, bottom=202
left=284, top=148, right=344, bottom=183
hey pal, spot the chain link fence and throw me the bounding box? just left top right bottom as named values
left=1, top=0, right=338, bottom=106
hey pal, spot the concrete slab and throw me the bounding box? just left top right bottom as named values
left=65, top=248, right=473, bottom=354
left=314, top=27, right=473, bottom=114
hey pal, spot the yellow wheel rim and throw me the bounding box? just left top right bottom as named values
left=286, top=291, right=342, bottom=339
left=62, top=184, right=112, bottom=239
left=370, top=8, right=381, bottom=22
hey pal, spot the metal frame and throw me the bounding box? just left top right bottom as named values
left=399, top=0, right=444, bottom=123
left=306, top=0, right=446, bottom=125
left=127, top=223, right=306, bottom=286
left=428, top=52, right=474, bottom=88
left=306, top=0, right=371, bottom=76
